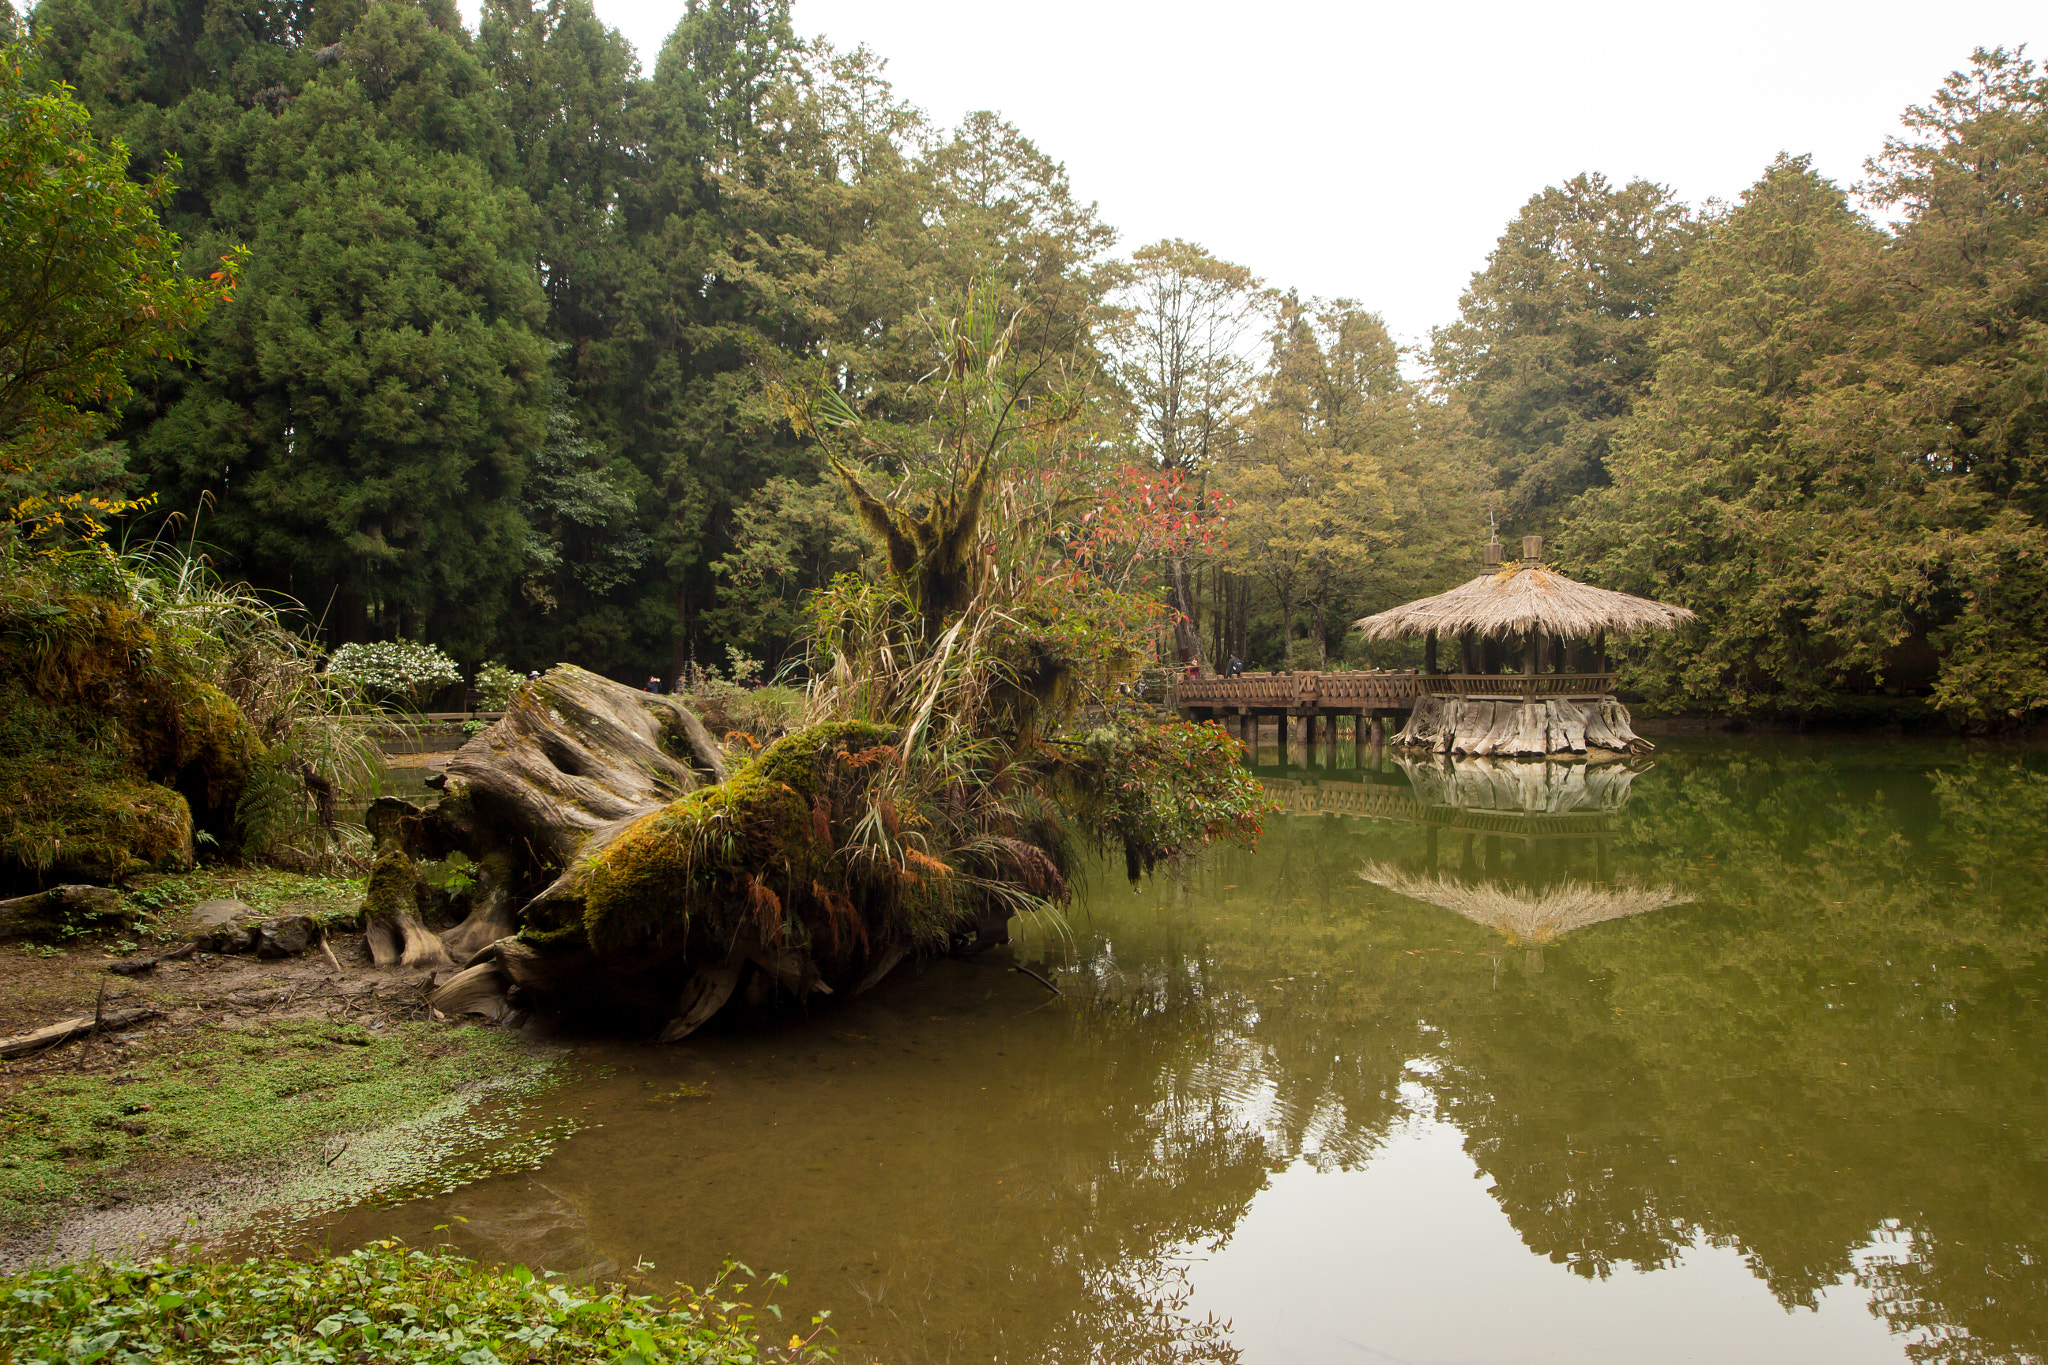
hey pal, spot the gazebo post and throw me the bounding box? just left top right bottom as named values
left=1424, top=629, right=1437, bottom=676
left=1523, top=627, right=1539, bottom=677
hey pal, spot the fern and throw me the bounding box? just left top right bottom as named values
left=234, top=746, right=308, bottom=860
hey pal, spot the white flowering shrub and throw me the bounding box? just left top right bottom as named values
left=327, top=640, right=463, bottom=710
left=474, top=660, right=524, bottom=710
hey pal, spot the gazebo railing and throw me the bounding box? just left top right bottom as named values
left=1422, top=673, right=1616, bottom=699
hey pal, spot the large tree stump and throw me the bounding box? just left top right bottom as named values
left=357, top=668, right=998, bottom=1040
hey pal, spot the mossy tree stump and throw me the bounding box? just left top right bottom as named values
left=362, top=667, right=1011, bottom=1040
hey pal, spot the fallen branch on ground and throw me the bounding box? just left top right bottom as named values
left=0, top=1007, right=165, bottom=1059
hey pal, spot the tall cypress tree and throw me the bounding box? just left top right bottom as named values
left=1561, top=157, right=1886, bottom=714
left=1431, top=174, right=1699, bottom=534
left=583, top=0, right=802, bottom=677
left=38, top=0, right=551, bottom=655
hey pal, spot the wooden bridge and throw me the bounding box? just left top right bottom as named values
left=1169, top=670, right=1619, bottom=762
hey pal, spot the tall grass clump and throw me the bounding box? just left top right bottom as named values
left=129, top=544, right=381, bottom=870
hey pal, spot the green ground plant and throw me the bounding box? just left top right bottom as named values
left=0, top=1019, right=536, bottom=1233
left=0, top=1242, right=829, bottom=1364
left=119, top=868, right=366, bottom=931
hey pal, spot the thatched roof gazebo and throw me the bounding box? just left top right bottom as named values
left=1352, top=537, right=1694, bottom=757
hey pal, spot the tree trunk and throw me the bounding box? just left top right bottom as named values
left=1167, top=551, right=1201, bottom=664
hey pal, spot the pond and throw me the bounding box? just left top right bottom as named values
left=301, top=735, right=2048, bottom=1364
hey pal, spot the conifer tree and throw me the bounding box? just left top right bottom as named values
left=1561, top=156, right=1885, bottom=712
left=69, top=0, right=555, bottom=654
left=1431, top=174, right=1699, bottom=533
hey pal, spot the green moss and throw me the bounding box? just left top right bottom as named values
left=363, top=846, right=421, bottom=919
left=0, top=570, right=259, bottom=886
left=0, top=683, right=194, bottom=885
left=580, top=721, right=895, bottom=959
left=163, top=677, right=258, bottom=820
left=0, top=1019, right=545, bottom=1234
left=515, top=922, right=588, bottom=949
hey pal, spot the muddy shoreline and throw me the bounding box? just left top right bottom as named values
left=0, top=894, right=563, bottom=1269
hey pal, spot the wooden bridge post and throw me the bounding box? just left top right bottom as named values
left=1273, top=710, right=1288, bottom=766
left=1351, top=709, right=1368, bottom=768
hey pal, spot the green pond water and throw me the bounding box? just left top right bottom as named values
left=305, top=736, right=2048, bottom=1364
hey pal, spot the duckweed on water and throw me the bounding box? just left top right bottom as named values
left=0, top=1241, right=833, bottom=1364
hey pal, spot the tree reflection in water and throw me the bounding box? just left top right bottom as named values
left=1131, top=741, right=2047, bottom=1364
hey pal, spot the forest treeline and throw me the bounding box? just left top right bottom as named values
left=5, top=0, right=2046, bottom=723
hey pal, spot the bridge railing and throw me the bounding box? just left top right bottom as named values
left=1170, top=670, right=1618, bottom=710
left=1171, top=670, right=1422, bottom=710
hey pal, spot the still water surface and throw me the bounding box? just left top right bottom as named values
left=311, top=737, right=2048, bottom=1363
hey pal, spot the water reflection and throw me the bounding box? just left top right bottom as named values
left=1355, top=754, right=1689, bottom=951
left=299, top=740, right=2048, bottom=1365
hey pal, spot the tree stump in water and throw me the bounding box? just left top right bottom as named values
left=1391, top=694, right=1651, bottom=756
left=357, top=666, right=1031, bottom=1040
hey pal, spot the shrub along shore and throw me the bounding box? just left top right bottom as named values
left=0, top=1241, right=831, bottom=1364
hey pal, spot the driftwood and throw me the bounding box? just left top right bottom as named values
left=0, top=1007, right=162, bottom=1058
left=108, top=942, right=198, bottom=976
left=353, top=666, right=960, bottom=1043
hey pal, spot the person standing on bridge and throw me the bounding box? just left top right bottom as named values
left=1228, top=653, right=1243, bottom=677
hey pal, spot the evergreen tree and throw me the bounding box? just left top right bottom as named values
left=1566, top=60, right=2048, bottom=728
left=1561, top=156, right=1887, bottom=713
left=1431, top=173, right=1699, bottom=533
left=62, top=0, right=555, bottom=654
left=477, top=0, right=637, bottom=352
left=1821, top=47, right=2048, bottom=720
left=1221, top=296, right=1407, bottom=665
left=569, top=0, right=801, bottom=677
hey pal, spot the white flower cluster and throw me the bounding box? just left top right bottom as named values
left=327, top=640, right=463, bottom=698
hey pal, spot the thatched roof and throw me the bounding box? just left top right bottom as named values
left=1353, top=565, right=1695, bottom=642
left=1357, top=863, right=1689, bottom=945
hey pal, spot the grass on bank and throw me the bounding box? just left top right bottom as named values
left=118, top=868, right=367, bottom=931
left=0, top=1241, right=833, bottom=1364
left=0, top=1019, right=535, bottom=1234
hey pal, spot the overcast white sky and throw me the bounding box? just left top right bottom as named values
left=513, top=0, right=2043, bottom=353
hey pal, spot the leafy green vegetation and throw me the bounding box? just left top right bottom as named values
left=18, top=0, right=2043, bottom=721
left=0, top=40, right=240, bottom=479
left=0, top=1242, right=829, bottom=1364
